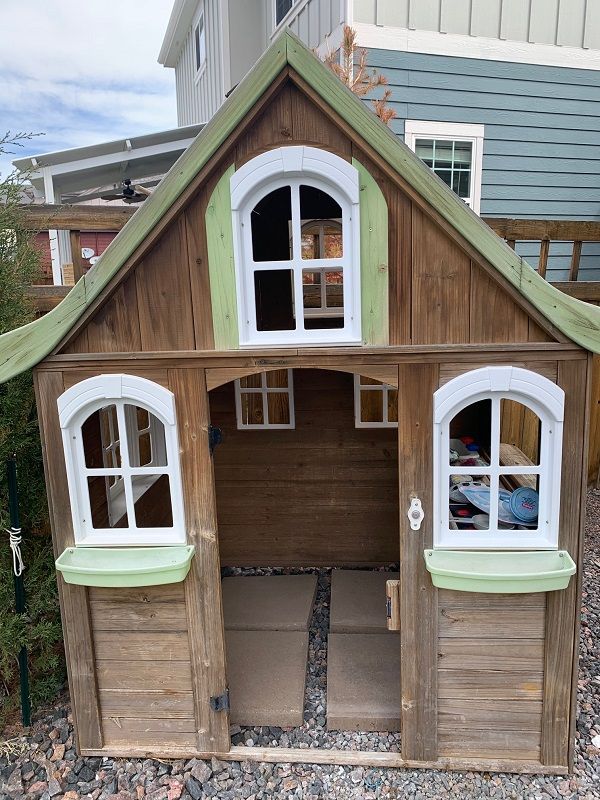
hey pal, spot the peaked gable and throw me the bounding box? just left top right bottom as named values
left=0, top=30, right=598, bottom=383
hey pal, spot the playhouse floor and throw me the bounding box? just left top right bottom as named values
left=222, top=566, right=402, bottom=751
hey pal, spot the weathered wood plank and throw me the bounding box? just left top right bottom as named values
left=484, top=217, right=600, bottom=242
left=96, top=661, right=193, bottom=692
left=94, top=631, right=190, bottom=661
left=99, top=690, right=195, bottom=719
left=386, top=580, right=401, bottom=631
left=169, top=368, right=230, bottom=753
left=438, top=669, right=543, bottom=701
left=439, top=639, right=544, bottom=672
left=82, top=275, right=141, bottom=353
left=439, top=729, right=540, bottom=761
left=88, top=584, right=185, bottom=604
left=439, top=699, right=542, bottom=731
left=469, top=266, right=530, bottom=344
left=20, top=203, right=135, bottom=231
left=135, top=215, right=195, bottom=351
left=438, top=590, right=545, bottom=609
left=439, top=361, right=557, bottom=386
left=439, top=607, right=545, bottom=639
left=235, top=83, right=294, bottom=164
left=399, top=362, right=438, bottom=761
left=411, top=208, right=470, bottom=344
left=184, top=188, right=215, bottom=350
left=90, top=601, right=188, bottom=632
left=62, top=368, right=169, bottom=390
left=34, top=370, right=102, bottom=750
left=542, top=358, right=589, bottom=767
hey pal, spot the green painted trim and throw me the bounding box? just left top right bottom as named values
left=355, top=158, right=389, bottom=346
left=1, top=29, right=598, bottom=384
left=55, top=545, right=195, bottom=588
left=206, top=164, right=239, bottom=349
left=424, top=549, right=576, bottom=594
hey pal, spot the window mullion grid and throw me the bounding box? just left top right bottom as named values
left=116, top=402, right=137, bottom=533
left=290, top=183, right=304, bottom=330
left=488, top=396, right=501, bottom=532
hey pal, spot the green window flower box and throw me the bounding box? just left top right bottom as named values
left=55, top=545, right=195, bottom=588
left=424, top=549, right=576, bottom=594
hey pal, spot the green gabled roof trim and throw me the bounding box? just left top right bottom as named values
left=1, top=30, right=599, bottom=385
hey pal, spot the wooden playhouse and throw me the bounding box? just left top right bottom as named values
left=2, top=30, right=600, bottom=774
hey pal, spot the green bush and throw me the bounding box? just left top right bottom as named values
left=0, top=134, right=65, bottom=728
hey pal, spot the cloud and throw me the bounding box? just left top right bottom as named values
left=0, top=0, right=178, bottom=178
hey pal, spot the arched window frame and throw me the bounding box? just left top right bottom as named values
left=230, top=145, right=361, bottom=346
left=58, top=374, right=185, bottom=546
left=433, top=366, right=564, bottom=550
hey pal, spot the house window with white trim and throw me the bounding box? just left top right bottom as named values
left=404, top=121, right=484, bottom=214
left=274, top=0, right=297, bottom=28
left=235, top=370, right=295, bottom=429
left=434, top=366, right=564, bottom=550
left=354, top=375, right=398, bottom=428
left=230, top=146, right=361, bottom=347
left=58, top=375, right=185, bottom=546
left=194, top=5, right=206, bottom=74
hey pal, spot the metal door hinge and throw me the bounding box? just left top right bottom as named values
left=210, top=689, right=229, bottom=712
left=208, top=425, right=223, bottom=455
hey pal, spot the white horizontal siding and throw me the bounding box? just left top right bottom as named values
left=354, top=0, right=600, bottom=49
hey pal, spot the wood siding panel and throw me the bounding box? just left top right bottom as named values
left=185, top=189, right=215, bottom=350
left=135, top=215, right=195, bottom=351
left=411, top=208, right=470, bottom=344
left=234, top=84, right=294, bottom=165
left=168, top=368, right=230, bottom=754
left=469, top=267, right=530, bottom=342
left=34, top=370, right=102, bottom=751
left=289, top=83, right=352, bottom=158
left=438, top=590, right=545, bottom=763
left=541, top=358, right=589, bottom=767
left=82, top=275, right=141, bottom=353
left=211, top=369, right=399, bottom=566
left=399, top=362, right=438, bottom=761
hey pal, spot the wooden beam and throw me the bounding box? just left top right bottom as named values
left=551, top=282, right=600, bottom=303
left=484, top=218, right=600, bottom=242
left=168, top=368, right=230, bottom=753
left=27, top=285, right=71, bottom=312
left=569, top=241, right=582, bottom=281
left=18, top=203, right=135, bottom=231
left=69, top=230, right=85, bottom=283
left=399, top=362, right=438, bottom=761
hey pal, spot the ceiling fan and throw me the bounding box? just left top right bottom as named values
left=101, top=178, right=153, bottom=204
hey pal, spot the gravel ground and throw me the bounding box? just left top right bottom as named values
left=1, top=490, right=599, bottom=799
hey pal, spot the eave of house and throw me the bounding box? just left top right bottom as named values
left=158, top=0, right=199, bottom=68
left=0, top=29, right=599, bottom=385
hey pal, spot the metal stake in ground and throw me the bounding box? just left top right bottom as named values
left=7, top=455, right=31, bottom=727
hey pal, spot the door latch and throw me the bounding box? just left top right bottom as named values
left=208, top=425, right=223, bottom=455
left=407, top=495, right=424, bottom=531
left=210, top=689, right=230, bottom=712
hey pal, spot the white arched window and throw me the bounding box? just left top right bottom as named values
left=433, top=366, right=564, bottom=550
left=58, top=375, right=185, bottom=546
left=230, top=146, right=361, bottom=346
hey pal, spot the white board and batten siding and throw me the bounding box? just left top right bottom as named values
left=175, top=0, right=345, bottom=127
left=175, top=0, right=225, bottom=127
left=353, top=0, right=600, bottom=51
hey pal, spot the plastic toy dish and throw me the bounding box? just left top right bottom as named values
left=459, top=483, right=528, bottom=526
left=472, top=514, right=515, bottom=530
left=449, top=482, right=471, bottom=502
left=509, top=487, right=539, bottom=522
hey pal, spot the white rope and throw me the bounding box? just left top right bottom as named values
left=6, top=527, right=24, bottom=577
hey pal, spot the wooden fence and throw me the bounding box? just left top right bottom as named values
left=18, top=205, right=600, bottom=484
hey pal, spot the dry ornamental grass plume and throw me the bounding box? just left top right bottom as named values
left=322, top=25, right=398, bottom=125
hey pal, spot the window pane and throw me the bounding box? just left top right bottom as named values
left=125, top=406, right=167, bottom=468
left=361, top=390, right=383, bottom=423
left=254, top=269, right=295, bottom=331
left=500, top=399, right=541, bottom=466
left=276, top=0, right=293, bottom=24
left=325, top=271, right=344, bottom=308
left=387, top=389, right=398, bottom=423
left=266, top=369, right=288, bottom=388
left=448, top=399, right=491, bottom=466
left=251, top=187, right=292, bottom=262
left=453, top=140, right=473, bottom=167
left=303, top=269, right=344, bottom=328
left=240, top=392, right=264, bottom=425
left=449, top=478, right=492, bottom=530
left=83, top=405, right=122, bottom=470
left=87, top=476, right=128, bottom=529
left=267, top=392, right=290, bottom=425
left=240, top=372, right=262, bottom=388
left=436, top=169, right=452, bottom=189
left=415, top=139, right=434, bottom=165
left=499, top=478, right=540, bottom=529
left=434, top=140, right=453, bottom=169
left=133, top=475, right=173, bottom=528
left=301, top=220, right=343, bottom=260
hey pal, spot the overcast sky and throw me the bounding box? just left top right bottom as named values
left=0, top=1, right=177, bottom=179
